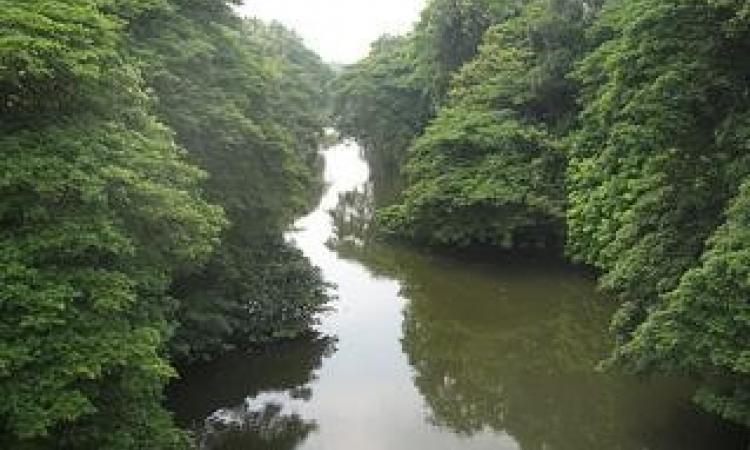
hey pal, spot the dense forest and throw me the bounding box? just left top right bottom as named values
left=2, top=0, right=749, bottom=448
left=333, top=0, right=750, bottom=429
left=0, top=0, right=331, bottom=448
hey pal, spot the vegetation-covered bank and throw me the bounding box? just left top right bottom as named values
left=0, top=1, right=331, bottom=448
left=332, top=0, right=750, bottom=427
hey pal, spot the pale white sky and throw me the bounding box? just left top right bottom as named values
left=236, top=0, right=426, bottom=64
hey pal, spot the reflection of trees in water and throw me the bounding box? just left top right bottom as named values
left=200, top=403, right=316, bottom=450
left=329, top=183, right=376, bottom=246
left=328, top=165, right=403, bottom=249
left=359, top=145, right=405, bottom=208
left=329, top=187, right=740, bottom=450
left=399, top=274, right=745, bottom=450
left=395, top=253, right=627, bottom=449
left=401, top=282, right=620, bottom=449
left=168, top=334, right=336, bottom=450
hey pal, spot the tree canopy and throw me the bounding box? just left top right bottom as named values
left=568, top=0, right=750, bottom=424
left=333, top=0, right=750, bottom=427
left=0, top=1, right=332, bottom=448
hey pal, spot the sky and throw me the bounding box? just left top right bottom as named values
left=235, top=0, right=426, bottom=64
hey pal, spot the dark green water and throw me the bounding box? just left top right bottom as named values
left=169, top=142, right=746, bottom=450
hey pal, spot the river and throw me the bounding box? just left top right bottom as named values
left=169, top=141, right=745, bottom=450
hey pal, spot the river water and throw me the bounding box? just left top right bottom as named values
left=170, top=141, right=745, bottom=450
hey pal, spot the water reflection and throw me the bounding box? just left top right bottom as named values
left=168, top=335, right=335, bottom=450
left=329, top=183, right=376, bottom=246
left=329, top=182, right=745, bottom=450
left=397, top=261, right=731, bottom=450
left=170, top=144, right=745, bottom=450
left=200, top=403, right=316, bottom=450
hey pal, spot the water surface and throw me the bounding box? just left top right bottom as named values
left=170, top=141, right=745, bottom=450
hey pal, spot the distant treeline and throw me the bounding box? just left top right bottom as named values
left=0, top=0, right=332, bottom=448
left=332, top=0, right=750, bottom=427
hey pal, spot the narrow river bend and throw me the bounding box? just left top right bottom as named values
left=169, top=141, right=745, bottom=450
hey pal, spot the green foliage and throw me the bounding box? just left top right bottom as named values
left=0, top=0, right=331, bottom=447
left=331, top=0, right=511, bottom=181
left=567, top=0, right=750, bottom=425
left=0, top=0, right=121, bottom=121
left=243, top=19, right=334, bottom=166
left=618, top=180, right=750, bottom=424
left=171, top=236, right=328, bottom=360
left=413, top=0, right=518, bottom=103
left=0, top=1, right=225, bottom=447
left=336, top=0, right=750, bottom=428
left=332, top=36, right=433, bottom=178
left=378, top=0, right=588, bottom=248
left=129, top=3, right=332, bottom=362
left=377, top=109, right=566, bottom=247
left=132, top=4, right=304, bottom=229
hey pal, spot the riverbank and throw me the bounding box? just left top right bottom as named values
left=169, top=142, right=746, bottom=450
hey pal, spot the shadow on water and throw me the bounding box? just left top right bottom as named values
left=168, top=335, right=336, bottom=450
left=337, top=239, right=745, bottom=450
left=169, top=144, right=747, bottom=450
left=327, top=171, right=747, bottom=450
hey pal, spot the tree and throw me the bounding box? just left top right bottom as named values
left=130, top=2, right=332, bottom=361
left=377, top=0, right=589, bottom=248
left=0, top=0, right=225, bottom=447
left=332, top=35, right=433, bottom=181
left=0, top=0, right=333, bottom=447
left=568, top=0, right=750, bottom=425
left=331, top=0, right=514, bottom=183
left=413, top=0, right=518, bottom=103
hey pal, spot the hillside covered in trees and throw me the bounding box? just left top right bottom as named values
left=0, top=0, right=332, bottom=448
left=333, top=0, right=750, bottom=428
